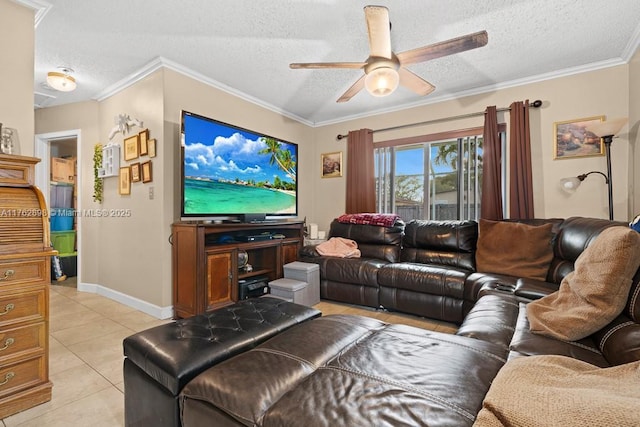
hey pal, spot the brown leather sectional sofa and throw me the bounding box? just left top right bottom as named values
left=301, top=216, right=619, bottom=324
left=126, top=216, right=640, bottom=426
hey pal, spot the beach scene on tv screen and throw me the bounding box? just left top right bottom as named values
left=183, top=115, right=297, bottom=215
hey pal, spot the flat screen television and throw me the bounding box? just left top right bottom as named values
left=180, top=110, right=298, bottom=220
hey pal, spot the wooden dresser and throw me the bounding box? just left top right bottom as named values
left=0, top=154, right=55, bottom=418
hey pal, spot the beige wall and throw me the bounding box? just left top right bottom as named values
left=31, top=52, right=637, bottom=315
left=311, top=65, right=632, bottom=231
left=34, top=69, right=315, bottom=310
left=1, top=0, right=34, bottom=155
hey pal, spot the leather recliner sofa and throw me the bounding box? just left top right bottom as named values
left=301, top=216, right=619, bottom=324
left=125, top=216, right=640, bottom=426
left=178, top=254, right=640, bottom=426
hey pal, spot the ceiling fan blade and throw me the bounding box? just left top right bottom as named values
left=290, top=62, right=366, bottom=69
left=397, top=30, right=488, bottom=65
left=337, top=75, right=365, bottom=103
left=398, top=68, right=435, bottom=96
left=364, top=5, right=392, bottom=59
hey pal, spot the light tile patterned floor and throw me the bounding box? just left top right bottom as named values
left=1, top=283, right=456, bottom=426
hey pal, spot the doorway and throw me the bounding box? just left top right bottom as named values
left=35, top=130, right=82, bottom=287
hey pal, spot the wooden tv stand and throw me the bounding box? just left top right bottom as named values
left=171, top=220, right=304, bottom=318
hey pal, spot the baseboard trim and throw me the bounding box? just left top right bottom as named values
left=77, top=282, right=173, bottom=319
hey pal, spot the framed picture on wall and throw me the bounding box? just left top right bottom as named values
left=321, top=151, right=343, bottom=178
left=130, top=162, right=141, bottom=182
left=124, top=135, right=139, bottom=161
left=148, top=138, right=156, bottom=158
left=119, top=166, right=131, bottom=195
left=553, top=116, right=605, bottom=159
left=141, top=160, right=152, bottom=183
left=139, top=129, right=149, bottom=156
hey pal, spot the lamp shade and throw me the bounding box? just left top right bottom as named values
left=560, top=176, right=582, bottom=192
left=365, top=67, right=399, bottom=97
left=585, top=117, right=628, bottom=137
left=47, top=71, right=76, bottom=92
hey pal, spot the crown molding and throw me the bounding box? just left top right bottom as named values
left=12, top=0, right=51, bottom=27
left=314, top=57, right=628, bottom=127
left=622, top=20, right=640, bottom=61
left=93, top=56, right=315, bottom=127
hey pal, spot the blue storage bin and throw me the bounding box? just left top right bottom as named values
left=50, top=208, right=75, bottom=231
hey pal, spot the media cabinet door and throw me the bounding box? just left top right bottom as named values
left=205, top=251, right=236, bottom=311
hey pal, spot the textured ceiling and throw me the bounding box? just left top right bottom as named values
left=28, top=0, right=640, bottom=125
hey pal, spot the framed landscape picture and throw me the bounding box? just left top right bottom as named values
left=553, top=116, right=604, bottom=159
left=321, top=151, right=343, bottom=178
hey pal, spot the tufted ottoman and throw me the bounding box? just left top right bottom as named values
left=123, top=297, right=321, bottom=427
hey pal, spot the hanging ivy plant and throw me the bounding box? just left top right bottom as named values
left=93, top=144, right=103, bottom=203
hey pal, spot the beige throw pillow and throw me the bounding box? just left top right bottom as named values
left=527, top=226, right=640, bottom=341
left=475, top=219, right=554, bottom=281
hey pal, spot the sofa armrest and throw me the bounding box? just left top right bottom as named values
left=514, top=278, right=559, bottom=300
left=300, top=245, right=320, bottom=257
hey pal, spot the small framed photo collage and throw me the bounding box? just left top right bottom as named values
left=120, top=128, right=156, bottom=195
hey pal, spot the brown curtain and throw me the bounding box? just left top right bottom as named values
left=345, top=128, right=375, bottom=213
left=509, top=100, right=535, bottom=219
left=481, top=106, right=503, bottom=220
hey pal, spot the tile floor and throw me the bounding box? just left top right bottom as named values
left=1, top=281, right=457, bottom=426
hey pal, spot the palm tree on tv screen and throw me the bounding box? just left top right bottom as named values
left=258, top=137, right=297, bottom=183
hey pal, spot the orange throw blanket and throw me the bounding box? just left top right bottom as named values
left=316, top=237, right=361, bottom=258
left=527, top=226, right=640, bottom=341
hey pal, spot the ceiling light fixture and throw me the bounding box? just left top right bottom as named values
left=364, top=66, right=399, bottom=97
left=47, top=68, right=77, bottom=92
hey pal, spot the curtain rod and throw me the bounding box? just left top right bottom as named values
left=336, top=99, right=543, bottom=140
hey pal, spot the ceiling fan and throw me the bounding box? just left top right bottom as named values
left=290, top=5, right=488, bottom=103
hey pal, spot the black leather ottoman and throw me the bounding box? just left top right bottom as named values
left=123, top=297, right=321, bottom=427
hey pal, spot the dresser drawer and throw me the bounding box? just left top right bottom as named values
left=0, top=356, right=47, bottom=399
left=0, top=258, right=48, bottom=286
left=0, top=288, right=46, bottom=328
left=0, top=323, right=45, bottom=362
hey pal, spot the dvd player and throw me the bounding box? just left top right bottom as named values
left=237, top=234, right=273, bottom=242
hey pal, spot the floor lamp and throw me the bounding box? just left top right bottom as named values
left=587, top=118, right=628, bottom=220
left=560, top=118, right=627, bottom=220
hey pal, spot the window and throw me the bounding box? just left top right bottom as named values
left=375, top=129, right=505, bottom=221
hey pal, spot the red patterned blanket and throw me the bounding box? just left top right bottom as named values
left=337, top=213, right=400, bottom=227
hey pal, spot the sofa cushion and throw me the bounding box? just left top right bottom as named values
left=527, top=226, right=640, bottom=341
left=401, top=220, right=477, bottom=271
left=321, top=257, right=387, bottom=287
left=180, top=315, right=507, bottom=427
left=592, top=314, right=640, bottom=366
left=327, top=219, right=404, bottom=262
left=475, top=219, right=554, bottom=281
left=378, top=263, right=468, bottom=299
left=510, top=303, right=608, bottom=367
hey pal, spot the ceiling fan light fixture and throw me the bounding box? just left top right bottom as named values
left=47, top=68, right=76, bottom=92
left=365, top=67, right=399, bottom=97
